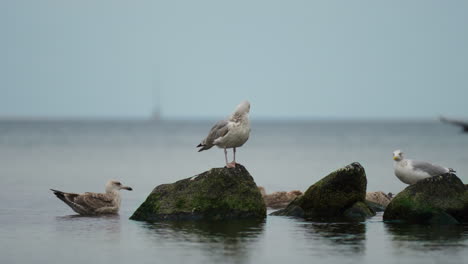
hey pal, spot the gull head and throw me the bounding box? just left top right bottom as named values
left=105, top=180, right=133, bottom=193
left=234, top=100, right=250, bottom=114
left=393, top=150, right=404, bottom=161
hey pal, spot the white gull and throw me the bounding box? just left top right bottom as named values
left=392, top=150, right=454, bottom=185
left=197, top=100, right=251, bottom=168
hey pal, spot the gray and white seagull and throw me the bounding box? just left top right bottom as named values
left=50, top=180, right=132, bottom=215
left=392, top=150, right=455, bottom=185
left=197, top=100, right=251, bottom=168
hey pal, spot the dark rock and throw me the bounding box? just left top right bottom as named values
left=344, top=201, right=375, bottom=220
left=130, top=164, right=266, bottom=222
left=365, top=200, right=386, bottom=212
left=271, top=162, right=375, bottom=221
left=383, top=173, right=468, bottom=224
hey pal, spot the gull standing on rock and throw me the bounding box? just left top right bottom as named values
left=50, top=180, right=132, bottom=215
left=197, top=100, right=251, bottom=168
left=392, top=150, right=454, bottom=185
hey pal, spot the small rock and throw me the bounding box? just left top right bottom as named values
left=344, top=201, right=375, bottom=220
left=271, top=162, right=375, bottom=221
left=365, top=200, right=386, bottom=212
left=366, top=191, right=392, bottom=211
left=262, top=190, right=303, bottom=209
left=366, top=191, right=392, bottom=207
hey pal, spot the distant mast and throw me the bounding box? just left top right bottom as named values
left=151, top=107, right=161, bottom=121
left=151, top=77, right=162, bottom=121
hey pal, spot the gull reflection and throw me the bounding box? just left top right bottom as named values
left=54, top=214, right=122, bottom=240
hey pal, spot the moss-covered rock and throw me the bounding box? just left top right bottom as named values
left=344, top=201, right=375, bottom=220
left=271, top=162, right=375, bottom=221
left=130, top=164, right=266, bottom=221
left=383, top=173, right=468, bottom=224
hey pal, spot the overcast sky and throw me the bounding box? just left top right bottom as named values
left=1, top=0, right=468, bottom=119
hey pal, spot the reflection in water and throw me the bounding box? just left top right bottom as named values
left=54, top=214, right=122, bottom=241
left=385, top=223, right=468, bottom=252
left=139, top=220, right=265, bottom=264
left=4, top=121, right=468, bottom=264
left=299, top=221, right=366, bottom=256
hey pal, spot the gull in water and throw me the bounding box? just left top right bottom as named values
left=50, top=180, right=132, bottom=215
left=392, top=150, right=454, bottom=185
left=197, top=100, right=251, bottom=168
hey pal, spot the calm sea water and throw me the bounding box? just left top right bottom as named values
left=0, top=120, right=467, bottom=264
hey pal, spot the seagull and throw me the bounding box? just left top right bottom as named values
left=392, top=150, right=454, bottom=185
left=50, top=180, right=132, bottom=215
left=197, top=100, right=251, bottom=168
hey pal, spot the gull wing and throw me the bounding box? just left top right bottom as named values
left=411, top=160, right=449, bottom=177
left=197, top=119, right=230, bottom=151
left=73, top=192, right=115, bottom=212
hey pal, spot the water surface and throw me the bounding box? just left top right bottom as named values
left=0, top=120, right=467, bottom=263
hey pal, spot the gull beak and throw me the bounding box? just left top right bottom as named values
left=121, top=186, right=133, bottom=191
left=393, top=156, right=398, bottom=161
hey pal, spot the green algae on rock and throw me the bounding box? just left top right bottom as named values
left=271, top=162, right=375, bottom=221
left=383, top=173, right=468, bottom=224
left=130, top=164, right=266, bottom=221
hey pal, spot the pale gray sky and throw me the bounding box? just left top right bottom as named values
left=1, top=0, right=468, bottom=119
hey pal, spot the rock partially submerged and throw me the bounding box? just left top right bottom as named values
left=365, top=191, right=393, bottom=212
left=271, top=162, right=375, bottom=221
left=130, top=164, right=266, bottom=221
left=366, top=191, right=392, bottom=207
left=260, top=188, right=303, bottom=209
left=383, top=173, right=468, bottom=224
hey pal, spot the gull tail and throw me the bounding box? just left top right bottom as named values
left=50, top=189, right=75, bottom=204
left=196, top=144, right=211, bottom=152
left=196, top=141, right=214, bottom=152
left=50, top=189, right=65, bottom=198
left=50, top=189, right=72, bottom=206
left=50, top=189, right=85, bottom=214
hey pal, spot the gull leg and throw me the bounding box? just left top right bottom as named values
left=224, top=148, right=228, bottom=166
left=233, top=147, right=237, bottom=163
left=225, top=148, right=236, bottom=168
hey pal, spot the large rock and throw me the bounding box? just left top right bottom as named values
left=130, top=164, right=266, bottom=221
left=271, top=162, right=375, bottom=221
left=383, top=173, right=468, bottom=224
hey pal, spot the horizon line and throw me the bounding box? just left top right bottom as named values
left=0, top=115, right=454, bottom=122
